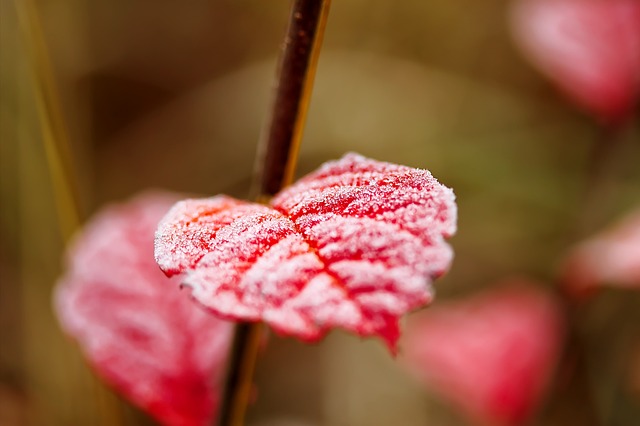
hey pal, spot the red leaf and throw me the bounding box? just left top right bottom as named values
left=155, top=153, right=457, bottom=353
left=560, top=209, right=640, bottom=297
left=55, top=192, right=233, bottom=426
left=510, top=0, right=640, bottom=122
left=402, top=281, right=564, bottom=426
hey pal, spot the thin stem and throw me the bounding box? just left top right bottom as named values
left=573, top=124, right=624, bottom=235
left=551, top=123, right=628, bottom=426
left=16, top=1, right=125, bottom=424
left=15, top=0, right=83, bottom=240
left=252, top=0, right=332, bottom=198
left=218, top=1, right=332, bottom=426
left=217, top=323, right=264, bottom=426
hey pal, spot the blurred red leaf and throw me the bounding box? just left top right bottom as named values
left=560, top=209, right=640, bottom=297
left=155, top=153, right=457, bottom=353
left=55, top=192, right=233, bottom=426
left=402, top=281, right=564, bottom=426
left=510, top=0, right=640, bottom=123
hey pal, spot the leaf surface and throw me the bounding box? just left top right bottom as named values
left=55, top=192, right=232, bottom=426
left=402, top=281, right=564, bottom=426
left=155, top=153, right=457, bottom=352
left=510, top=0, right=640, bottom=122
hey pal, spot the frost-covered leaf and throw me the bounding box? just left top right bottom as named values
left=560, top=209, right=640, bottom=296
left=55, top=192, right=233, bottom=426
left=155, top=153, right=457, bottom=353
left=402, top=281, right=564, bottom=426
left=510, top=0, right=640, bottom=122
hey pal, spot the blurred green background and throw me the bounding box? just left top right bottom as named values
left=1, top=0, right=639, bottom=425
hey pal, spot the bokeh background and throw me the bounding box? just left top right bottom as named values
left=1, top=0, right=639, bottom=425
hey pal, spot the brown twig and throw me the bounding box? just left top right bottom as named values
left=550, top=123, right=630, bottom=426
left=572, top=124, right=626, bottom=237
left=252, top=0, right=332, bottom=199
left=217, top=1, right=332, bottom=426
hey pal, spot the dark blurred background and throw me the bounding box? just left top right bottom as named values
left=1, top=0, right=639, bottom=425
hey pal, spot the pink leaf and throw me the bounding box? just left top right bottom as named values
left=402, top=281, right=564, bottom=426
left=510, top=0, right=640, bottom=123
left=54, top=192, right=233, bottom=426
left=155, top=153, right=457, bottom=353
left=560, top=209, right=640, bottom=297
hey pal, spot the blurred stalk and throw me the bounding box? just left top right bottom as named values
left=15, top=0, right=82, bottom=239
left=574, top=124, right=626, bottom=235
left=218, top=1, right=332, bottom=425
left=15, top=0, right=125, bottom=424
left=552, top=123, right=631, bottom=426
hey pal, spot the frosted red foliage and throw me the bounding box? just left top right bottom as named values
left=560, top=209, right=640, bottom=296
left=510, top=0, right=640, bottom=122
left=155, top=153, right=457, bottom=353
left=402, top=281, right=564, bottom=426
left=54, top=192, right=233, bottom=426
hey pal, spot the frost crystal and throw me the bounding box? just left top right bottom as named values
left=155, top=153, right=457, bottom=352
